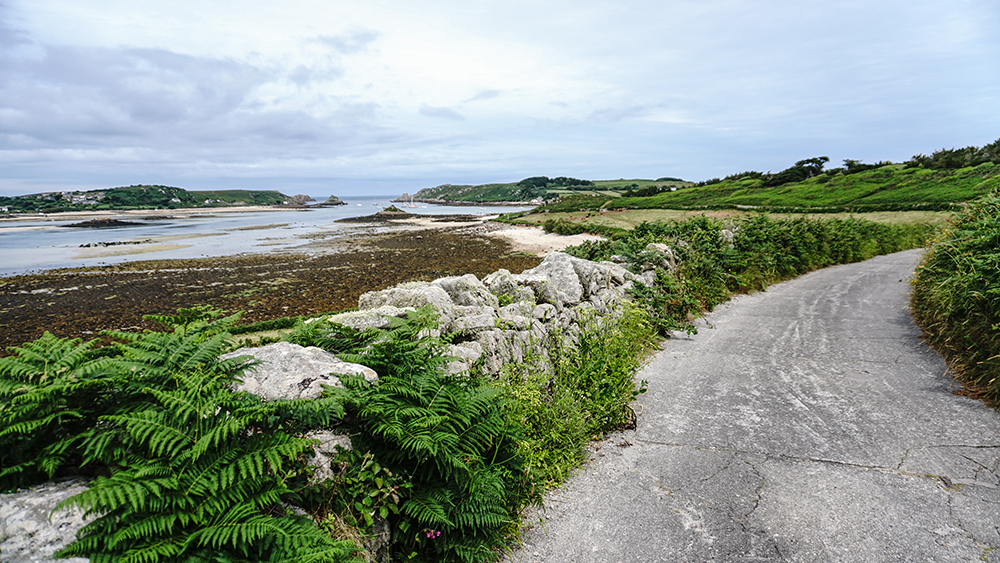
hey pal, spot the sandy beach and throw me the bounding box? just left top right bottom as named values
left=481, top=223, right=604, bottom=255
left=387, top=215, right=605, bottom=256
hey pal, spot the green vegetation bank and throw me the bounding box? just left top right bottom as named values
left=910, top=190, right=1000, bottom=403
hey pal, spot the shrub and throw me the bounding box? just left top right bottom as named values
left=911, top=190, right=1000, bottom=401
left=565, top=214, right=934, bottom=336
left=0, top=334, right=114, bottom=492
left=497, top=303, right=655, bottom=487
left=56, top=368, right=357, bottom=563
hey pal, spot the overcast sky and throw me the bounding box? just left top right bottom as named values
left=1, top=0, right=998, bottom=198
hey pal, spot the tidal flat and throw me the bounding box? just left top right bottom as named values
left=0, top=224, right=542, bottom=351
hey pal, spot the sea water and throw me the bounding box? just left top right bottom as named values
left=0, top=196, right=533, bottom=277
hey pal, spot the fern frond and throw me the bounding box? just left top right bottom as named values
left=116, top=537, right=183, bottom=563
left=402, top=491, right=454, bottom=527
left=106, top=411, right=195, bottom=459
left=108, top=512, right=184, bottom=547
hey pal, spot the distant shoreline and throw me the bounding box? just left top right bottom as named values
left=391, top=197, right=539, bottom=207
left=0, top=205, right=299, bottom=223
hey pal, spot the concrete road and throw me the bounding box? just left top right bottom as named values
left=509, top=250, right=1000, bottom=563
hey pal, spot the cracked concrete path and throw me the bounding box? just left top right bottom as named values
left=508, top=249, right=1000, bottom=562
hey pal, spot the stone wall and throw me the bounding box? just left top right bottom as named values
left=326, top=251, right=640, bottom=376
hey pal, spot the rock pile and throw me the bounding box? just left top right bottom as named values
left=323, top=251, right=640, bottom=376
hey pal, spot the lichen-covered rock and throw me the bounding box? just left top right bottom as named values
left=474, top=331, right=516, bottom=373
left=532, top=303, right=558, bottom=322
left=445, top=342, right=484, bottom=374
left=323, top=306, right=412, bottom=331
left=358, top=283, right=454, bottom=314
left=225, top=342, right=377, bottom=401
left=511, top=272, right=562, bottom=308
left=499, top=302, right=535, bottom=319
left=433, top=274, right=499, bottom=309
left=518, top=253, right=584, bottom=306
left=305, top=430, right=352, bottom=482
left=500, top=303, right=536, bottom=330
left=0, top=478, right=91, bottom=563
left=450, top=310, right=499, bottom=335
left=483, top=269, right=534, bottom=303
left=644, top=242, right=678, bottom=271
left=719, top=229, right=735, bottom=248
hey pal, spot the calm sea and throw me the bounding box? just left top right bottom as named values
left=0, top=196, right=532, bottom=277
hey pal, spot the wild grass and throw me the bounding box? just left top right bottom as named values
left=507, top=208, right=954, bottom=232
left=910, top=190, right=1000, bottom=402
left=496, top=303, right=655, bottom=488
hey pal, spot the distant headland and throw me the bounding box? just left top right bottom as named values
left=0, top=185, right=337, bottom=214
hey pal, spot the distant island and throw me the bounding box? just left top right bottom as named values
left=316, top=195, right=348, bottom=207
left=394, top=176, right=688, bottom=206
left=0, top=185, right=316, bottom=214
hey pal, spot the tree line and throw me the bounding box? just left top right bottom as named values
left=691, top=138, right=1000, bottom=190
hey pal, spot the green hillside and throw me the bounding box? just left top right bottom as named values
left=612, top=163, right=1000, bottom=212
left=527, top=140, right=1000, bottom=214
left=410, top=182, right=541, bottom=203
left=0, top=185, right=290, bottom=213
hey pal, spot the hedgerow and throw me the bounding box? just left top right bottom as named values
left=564, top=214, right=934, bottom=335
left=910, top=190, right=1000, bottom=402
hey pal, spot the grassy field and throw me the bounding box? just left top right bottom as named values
left=545, top=189, right=622, bottom=197
left=590, top=178, right=692, bottom=189
left=508, top=208, right=957, bottom=230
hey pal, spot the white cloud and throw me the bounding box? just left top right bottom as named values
left=419, top=105, right=465, bottom=121
left=0, top=0, right=998, bottom=197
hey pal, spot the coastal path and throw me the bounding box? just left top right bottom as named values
left=509, top=249, right=1000, bottom=562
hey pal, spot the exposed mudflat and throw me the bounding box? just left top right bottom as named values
left=0, top=225, right=540, bottom=351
